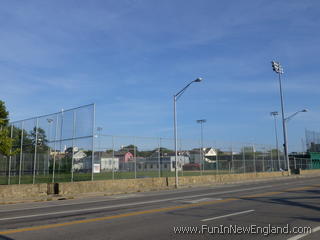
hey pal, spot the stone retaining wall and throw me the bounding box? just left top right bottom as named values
left=0, top=171, right=290, bottom=203
left=300, top=169, right=320, bottom=175
left=0, top=183, right=47, bottom=203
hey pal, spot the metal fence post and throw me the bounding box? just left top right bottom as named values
left=33, top=118, right=39, bottom=184
left=253, top=144, right=256, bottom=173
left=112, top=136, right=115, bottom=180
left=52, top=114, right=58, bottom=183
left=262, top=150, right=265, bottom=172
left=91, top=104, right=96, bottom=181
left=179, top=138, right=183, bottom=177
left=158, top=138, right=161, bottom=178
left=71, top=110, right=76, bottom=182
left=231, top=145, right=234, bottom=174
left=216, top=148, right=218, bottom=175
left=242, top=147, right=245, bottom=174
left=18, top=121, right=24, bottom=184
left=270, top=148, right=274, bottom=171
left=134, top=137, right=137, bottom=179
left=58, top=109, right=64, bottom=176
left=200, top=140, right=202, bottom=176
left=8, top=125, right=13, bottom=185
left=46, top=120, right=52, bottom=177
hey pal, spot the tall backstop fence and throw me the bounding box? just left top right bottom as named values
left=2, top=106, right=314, bottom=185
left=0, top=104, right=95, bottom=185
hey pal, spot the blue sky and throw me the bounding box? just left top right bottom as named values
left=1, top=0, right=320, bottom=150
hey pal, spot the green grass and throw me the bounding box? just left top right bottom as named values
left=0, top=169, right=249, bottom=185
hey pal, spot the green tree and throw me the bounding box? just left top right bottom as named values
left=0, top=124, right=13, bottom=156
left=122, top=144, right=138, bottom=155
left=0, top=101, right=18, bottom=156
left=0, top=100, right=9, bottom=127
left=30, top=127, right=49, bottom=153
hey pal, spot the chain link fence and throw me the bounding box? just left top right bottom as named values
left=290, top=157, right=312, bottom=170
left=91, top=135, right=289, bottom=181
left=0, top=104, right=95, bottom=185
left=1, top=106, right=314, bottom=185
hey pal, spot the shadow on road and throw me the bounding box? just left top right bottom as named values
left=292, top=217, right=320, bottom=222
left=0, top=235, right=15, bottom=240
left=239, top=190, right=320, bottom=222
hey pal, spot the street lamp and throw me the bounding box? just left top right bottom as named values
left=270, top=112, right=281, bottom=170
left=174, top=78, right=203, bottom=188
left=285, top=109, right=308, bottom=122
left=271, top=60, right=290, bottom=173
left=197, top=119, right=206, bottom=174
left=283, top=109, right=308, bottom=170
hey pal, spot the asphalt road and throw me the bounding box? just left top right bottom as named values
left=0, top=175, right=319, bottom=240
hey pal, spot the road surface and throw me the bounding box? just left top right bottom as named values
left=0, top=175, right=319, bottom=240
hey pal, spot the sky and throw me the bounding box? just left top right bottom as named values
left=1, top=0, right=319, bottom=151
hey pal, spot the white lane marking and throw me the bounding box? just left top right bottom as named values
left=178, top=198, right=222, bottom=204
left=287, top=226, right=320, bottom=240
left=0, top=185, right=272, bottom=214
left=109, top=194, right=138, bottom=199
left=201, top=209, right=255, bottom=222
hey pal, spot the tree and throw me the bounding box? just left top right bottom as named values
left=0, top=100, right=9, bottom=127
left=0, top=100, right=17, bottom=156
left=122, top=145, right=138, bottom=155
left=0, top=124, right=13, bottom=156
left=29, top=127, right=49, bottom=153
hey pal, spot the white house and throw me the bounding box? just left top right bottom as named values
left=138, top=155, right=189, bottom=172
left=100, top=157, right=119, bottom=171
left=189, top=148, right=218, bottom=164
left=72, top=150, right=91, bottom=171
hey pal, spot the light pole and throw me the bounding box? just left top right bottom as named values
left=284, top=109, right=308, bottom=170
left=174, top=78, right=203, bottom=188
left=271, top=60, right=290, bottom=173
left=197, top=119, right=206, bottom=175
left=270, top=111, right=281, bottom=170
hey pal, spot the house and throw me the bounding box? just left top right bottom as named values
left=99, top=153, right=119, bottom=171
left=72, top=150, right=92, bottom=171
left=114, top=151, right=134, bottom=163
left=189, top=148, right=218, bottom=164
left=139, top=155, right=189, bottom=172
left=92, top=152, right=120, bottom=172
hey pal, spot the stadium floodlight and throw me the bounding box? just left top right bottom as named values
left=271, top=60, right=289, bottom=174
left=174, top=78, right=203, bottom=188
left=271, top=61, right=284, bottom=74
